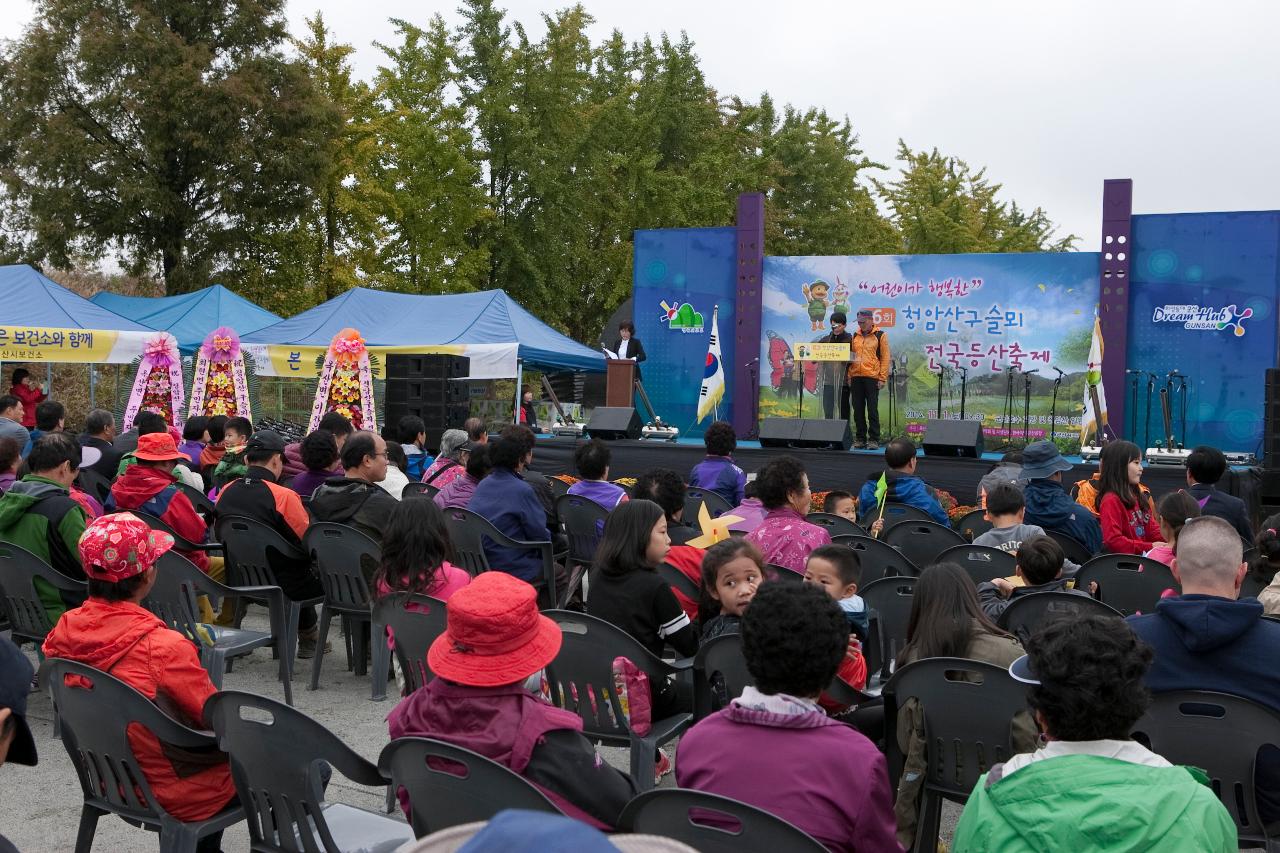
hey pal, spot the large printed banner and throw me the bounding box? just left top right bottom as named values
left=242, top=342, right=519, bottom=380
left=760, top=253, right=1101, bottom=447
left=0, top=326, right=155, bottom=364
left=633, top=227, right=738, bottom=434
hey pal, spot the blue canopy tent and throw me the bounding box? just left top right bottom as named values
left=91, top=284, right=281, bottom=350
left=242, top=287, right=604, bottom=377
left=0, top=264, right=151, bottom=331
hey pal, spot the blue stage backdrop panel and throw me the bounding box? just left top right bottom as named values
left=759, top=254, right=1100, bottom=449
left=633, top=227, right=738, bottom=435
left=1128, top=211, right=1280, bottom=453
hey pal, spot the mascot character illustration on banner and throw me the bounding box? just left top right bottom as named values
left=188, top=326, right=258, bottom=421
left=801, top=280, right=830, bottom=330
left=831, top=279, right=851, bottom=319
left=309, top=328, right=378, bottom=433
left=120, top=333, right=186, bottom=431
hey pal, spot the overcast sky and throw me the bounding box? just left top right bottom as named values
left=3, top=0, right=1278, bottom=251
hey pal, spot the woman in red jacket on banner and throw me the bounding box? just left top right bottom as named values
left=1096, top=441, right=1165, bottom=555
left=8, top=369, right=45, bottom=429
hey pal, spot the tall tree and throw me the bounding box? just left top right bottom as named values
left=0, top=0, right=336, bottom=292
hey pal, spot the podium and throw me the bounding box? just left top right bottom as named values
left=606, top=359, right=636, bottom=407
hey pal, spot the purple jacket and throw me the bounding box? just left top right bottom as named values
left=176, top=439, right=204, bottom=467
left=433, top=473, right=479, bottom=510
left=289, top=468, right=341, bottom=499
left=689, top=455, right=746, bottom=507
left=566, top=479, right=627, bottom=511
left=727, top=497, right=767, bottom=533
left=677, top=702, right=903, bottom=852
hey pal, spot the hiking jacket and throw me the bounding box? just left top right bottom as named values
left=108, top=465, right=210, bottom=572
left=1099, top=492, right=1162, bottom=555
left=1021, top=478, right=1102, bottom=554
left=859, top=472, right=949, bottom=527
left=0, top=475, right=88, bottom=620
left=848, top=328, right=890, bottom=382
left=309, top=477, right=397, bottom=542
left=688, top=455, right=746, bottom=507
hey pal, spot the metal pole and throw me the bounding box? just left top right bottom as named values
left=513, top=360, right=523, bottom=425
left=89, top=364, right=97, bottom=410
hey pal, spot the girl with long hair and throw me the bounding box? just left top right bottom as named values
left=1096, top=441, right=1163, bottom=554
left=374, top=498, right=470, bottom=603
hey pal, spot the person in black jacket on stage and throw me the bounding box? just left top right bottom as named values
left=612, top=321, right=646, bottom=378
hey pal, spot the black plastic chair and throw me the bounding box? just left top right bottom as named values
left=1075, top=554, right=1179, bottom=616
left=215, top=515, right=323, bottom=685
left=1242, top=571, right=1268, bottom=599
left=176, top=481, right=217, bottom=520
left=544, top=610, right=693, bottom=791
left=206, top=690, right=414, bottom=853
left=860, top=502, right=936, bottom=532
left=547, top=476, right=570, bottom=498
left=1046, top=530, right=1095, bottom=566
left=370, top=592, right=448, bottom=700
left=684, top=487, right=734, bottom=521
left=76, top=466, right=113, bottom=506
left=40, top=658, right=245, bottom=853
left=882, top=657, right=1030, bottom=853
left=555, top=493, right=609, bottom=573
left=833, top=535, right=920, bottom=583
left=764, top=563, right=803, bottom=583
left=443, top=507, right=560, bottom=608
left=860, top=576, right=918, bottom=683
left=657, top=562, right=701, bottom=602
left=1132, top=690, right=1280, bottom=850
left=936, top=544, right=1016, bottom=586
left=805, top=512, right=866, bottom=538
left=378, top=737, right=562, bottom=837
left=143, top=550, right=282, bottom=696
left=954, top=508, right=993, bottom=543
left=883, top=521, right=966, bottom=570
left=0, top=541, right=86, bottom=647
left=996, top=590, right=1123, bottom=644
left=693, top=633, right=753, bottom=720
left=619, top=788, right=827, bottom=853
left=401, top=481, right=431, bottom=499
left=304, top=522, right=381, bottom=691
left=134, top=509, right=223, bottom=554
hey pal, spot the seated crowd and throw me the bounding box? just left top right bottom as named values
left=0, top=400, right=1273, bottom=853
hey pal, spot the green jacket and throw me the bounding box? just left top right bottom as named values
left=0, top=474, right=88, bottom=622
left=211, top=447, right=248, bottom=490
left=953, top=754, right=1236, bottom=852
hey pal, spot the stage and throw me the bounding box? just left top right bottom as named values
left=528, top=435, right=1264, bottom=520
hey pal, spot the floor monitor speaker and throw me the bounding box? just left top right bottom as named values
left=585, top=407, right=642, bottom=440
left=922, top=419, right=984, bottom=458
left=758, top=418, right=852, bottom=450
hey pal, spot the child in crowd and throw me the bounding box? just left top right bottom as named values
left=1096, top=440, right=1164, bottom=554
left=689, top=421, right=746, bottom=507
left=177, top=416, right=209, bottom=467
left=211, top=415, right=252, bottom=489
left=978, top=535, right=1084, bottom=622
left=1144, top=490, right=1201, bottom=567
left=566, top=439, right=628, bottom=510
left=803, top=545, right=869, bottom=713
left=698, top=538, right=764, bottom=643
left=198, top=414, right=228, bottom=473
left=676, top=583, right=902, bottom=852
left=976, top=484, right=1080, bottom=573
left=727, top=479, right=767, bottom=534
left=823, top=489, right=858, bottom=521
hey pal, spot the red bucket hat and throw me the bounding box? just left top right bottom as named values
left=78, top=512, right=174, bottom=582
left=134, top=432, right=189, bottom=463
left=427, top=573, right=562, bottom=687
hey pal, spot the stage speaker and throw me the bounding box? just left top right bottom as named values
left=385, top=353, right=469, bottom=380
left=758, top=418, right=852, bottom=450
left=1266, top=369, right=1280, bottom=468
left=585, top=407, right=642, bottom=440
left=922, top=419, right=984, bottom=458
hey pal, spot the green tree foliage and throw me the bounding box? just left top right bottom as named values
left=0, top=0, right=337, bottom=293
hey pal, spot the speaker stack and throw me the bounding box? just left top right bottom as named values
left=384, top=354, right=470, bottom=451
left=757, top=418, right=853, bottom=451
left=1262, top=370, right=1280, bottom=502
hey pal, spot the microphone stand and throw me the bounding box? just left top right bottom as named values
left=958, top=366, right=968, bottom=422
left=888, top=360, right=898, bottom=438
left=1144, top=372, right=1156, bottom=451
left=1128, top=370, right=1140, bottom=442
left=1049, top=367, right=1064, bottom=443
left=1000, top=366, right=1016, bottom=449
left=1022, top=371, right=1034, bottom=446
left=935, top=366, right=946, bottom=421
left=1176, top=374, right=1189, bottom=449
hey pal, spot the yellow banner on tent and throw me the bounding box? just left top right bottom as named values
left=0, top=326, right=120, bottom=363
left=244, top=343, right=512, bottom=379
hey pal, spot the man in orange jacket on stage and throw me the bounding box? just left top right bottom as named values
left=848, top=309, right=890, bottom=450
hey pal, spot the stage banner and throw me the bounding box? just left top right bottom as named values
left=633, top=227, right=738, bottom=434
left=1127, top=211, right=1280, bottom=453
left=760, top=253, right=1100, bottom=449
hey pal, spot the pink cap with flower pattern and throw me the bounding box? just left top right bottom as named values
left=78, top=512, right=175, bottom=582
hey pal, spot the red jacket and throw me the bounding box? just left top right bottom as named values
left=1099, top=491, right=1163, bottom=555
left=108, top=465, right=210, bottom=572
left=43, top=599, right=235, bottom=822
left=664, top=544, right=705, bottom=622
left=9, top=383, right=44, bottom=428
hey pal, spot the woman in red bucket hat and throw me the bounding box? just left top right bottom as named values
left=387, top=572, right=638, bottom=829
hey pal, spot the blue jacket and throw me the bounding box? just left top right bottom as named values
left=1021, top=478, right=1101, bottom=554
left=858, top=471, right=949, bottom=527
left=468, top=468, right=549, bottom=583
left=689, top=455, right=746, bottom=507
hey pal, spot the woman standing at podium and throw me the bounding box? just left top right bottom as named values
left=613, top=321, right=647, bottom=378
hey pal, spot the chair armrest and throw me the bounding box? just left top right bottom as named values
left=668, top=656, right=695, bottom=672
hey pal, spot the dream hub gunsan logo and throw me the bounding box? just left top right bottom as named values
left=1152, top=304, right=1252, bottom=337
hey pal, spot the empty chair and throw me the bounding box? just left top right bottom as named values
left=378, top=737, right=561, bottom=837
left=206, top=690, right=414, bottom=853
left=859, top=502, right=936, bottom=532
left=859, top=575, right=918, bottom=683
left=833, top=535, right=919, bottom=583
left=693, top=633, right=754, bottom=720
left=1045, top=530, right=1095, bottom=566
left=1131, top=690, right=1280, bottom=849
left=40, top=658, right=244, bottom=853
left=1075, top=554, right=1179, bottom=616
left=619, top=789, right=827, bottom=853
left=996, top=591, right=1123, bottom=644
left=0, top=541, right=85, bottom=647
left=805, top=512, right=866, bottom=538
left=544, top=610, right=693, bottom=791
left=555, top=492, right=610, bottom=573
left=883, top=657, right=1030, bottom=853
left=442, top=507, right=560, bottom=607
left=883, top=521, right=966, bottom=570
left=954, top=508, right=993, bottom=543
left=304, top=522, right=381, bottom=690
left=684, top=487, right=734, bottom=521
left=936, top=544, right=1016, bottom=586
left=369, top=592, right=448, bottom=701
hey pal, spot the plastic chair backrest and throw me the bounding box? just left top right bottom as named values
left=883, top=657, right=1029, bottom=798
left=378, top=737, right=560, bottom=837
left=859, top=576, right=918, bottom=678
left=142, top=551, right=206, bottom=640
left=1241, top=571, right=1266, bottom=599
left=372, top=593, right=448, bottom=694
left=657, top=562, right=700, bottom=602
left=684, top=488, right=734, bottom=521
left=1074, top=554, right=1179, bottom=616
left=443, top=508, right=556, bottom=603
left=805, top=512, right=866, bottom=538
left=883, top=521, right=966, bottom=569
left=77, top=467, right=113, bottom=505
left=304, top=522, right=380, bottom=613
left=0, top=541, right=85, bottom=643
left=547, top=477, right=570, bottom=498
left=764, top=564, right=803, bottom=584
left=134, top=509, right=212, bottom=552
left=955, top=509, right=993, bottom=543
left=42, top=658, right=218, bottom=823
left=176, top=482, right=217, bottom=518
left=936, top=545, right=1016, bottom=586
left=206, top=690, right=389, bottom=853
left=544, top=610, right=675, bottom=742
left=618, top=788, right=827, bottom=853
left=215, top=515, right=307, bottom=589
left=694, top=633, right=754, bottom=717
left=860, top=502, right=935, bottom=531
left=401, top=482, right=431, bottom=499
left=832, top=535, right=920, bottom=583
left=996, top=590, right=1123, bottom=643
left=555, top=493, right=609, bottom=569
left=1131, top=690, right=1280, bottom=844
left=1045, top=530, right=1095, bottom=566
